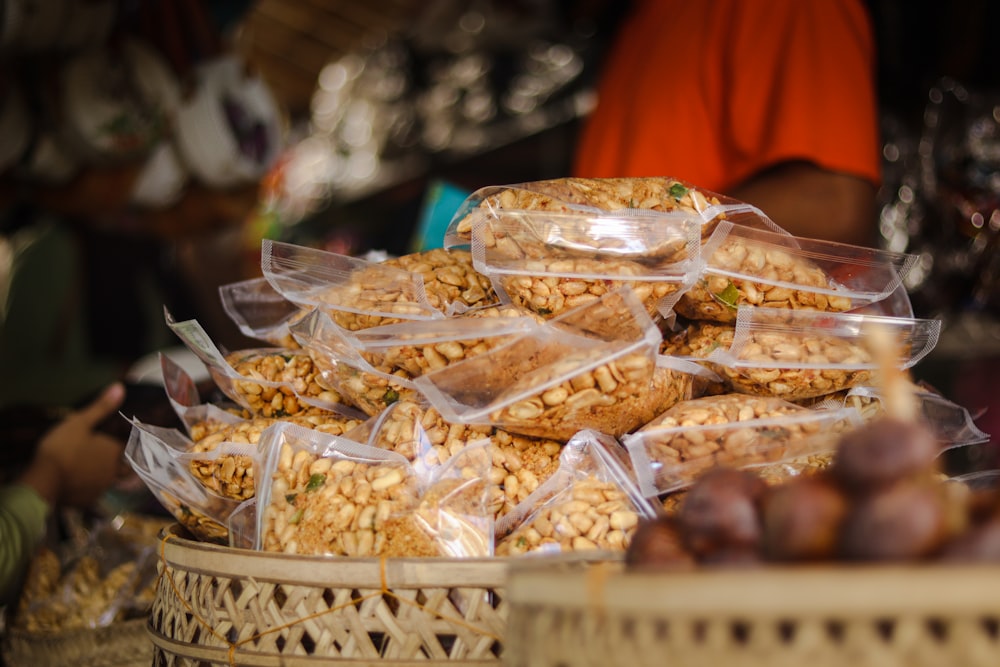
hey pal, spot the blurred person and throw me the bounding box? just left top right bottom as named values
left=573, top=0, right=881, bottom=246
left=0, top=382, right=127, bottom=606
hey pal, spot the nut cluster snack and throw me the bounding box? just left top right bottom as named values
left=629, top=394, right=838, bottom=489
left=223, top=349, right=343, bottom=417
left=453, top=177, right=721, bottom=240
left=675, top=241, right=853, bottom=323
left=187, top=411, right=365, bottom=501
left=262, top=446, right=418, bottom=556
left=314, top=248, right=497, bottom=331
left=495, top=257, right=682, bottom=319
left=495, top=476, right=641, bottom=555
left=382, top=247, right=496, bottom=312
left=368, top=400, right=562, bottom=518
left=490, top=349, right=657, bottom=440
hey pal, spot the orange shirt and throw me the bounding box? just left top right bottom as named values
left=572, top=0, right=882, bottom=192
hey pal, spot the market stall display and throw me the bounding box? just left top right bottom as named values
left=114, top=176, right=993, bottom=665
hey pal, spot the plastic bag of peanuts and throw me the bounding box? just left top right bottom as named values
left=356, top=398, right=564, bottom=520
left=462, top=205, right=703, bottom=319
left=218, top=275, right=309, bottom=349
left=289, top=308, right=423, bottom=416
left=443, top=176, right=761, bottom=249
left=260, top=240, right=497, bottom=331
left=703, top=306, right=942, bottom=401
left=125, top=420, right=243, bottom=545
left=673, top=221, right=918, bottom=323
left=165, top=309, right=349, bottom=417
left=623, top=393, right=863, bottom=497
left=495, top=429, right=657, bottom=556
left=343, top=302, right=544, bottom=379
left=413, top=287, right=662, bottom=440
left=254, top=422, right=493, bottom=557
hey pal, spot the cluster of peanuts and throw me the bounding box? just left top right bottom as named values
left=454, top=177, right=721, bottom=240
left=661, top=319, right=876, bottom=401
left=633, top=394, right=848, bottom=490
left=491, top=350, right=657, bottom=440
left=364, top=400, right=562, bottom=518
left=262, top=445, right=418, bottom=556
left=496, top=476, right=641, bottom=555
left=724, top=329, right=875, bottom=400
left=675, top=239, right=854, bottom=323
left=496, top=258, right=682, bottom=319
left=361, top=317, right=530, bottom=379
left=187, top=411, right=364, bottom=501
left=327, top=365, right=419, bottom=416
left=223, top=350, right=343, bottom=418
left=314, top=248, right=497, bottom=332
left=14, top=552, right=154, bottom=632
left=382, top=247, right=496, bottom=313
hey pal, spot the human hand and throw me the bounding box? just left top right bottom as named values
left=19, top=383, right=128, bottom=508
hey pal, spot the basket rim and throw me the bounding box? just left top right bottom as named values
left=506, top=559, right=1000, bottom=617
left=158, top=524, right=515, bottom=588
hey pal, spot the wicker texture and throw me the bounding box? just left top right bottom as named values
left=504, top=561, right=1000, bottom=667
left=149, top=527, right=509, bottom=666
left=2, top=617, right=152, bottom=667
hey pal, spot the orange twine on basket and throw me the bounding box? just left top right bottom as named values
left=584, top=560, right=613, bottom=621
left=156, top=533, right=502, bottom=666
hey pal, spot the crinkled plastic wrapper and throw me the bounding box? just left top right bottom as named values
left=703, top=307, right=942, bottom=401
left=261, top=240, right=496, bottom=330
left=624, top=394, right=862, bottom=496
left=413, top=287, right=662, bottom=440
left=494, top=429, right=657, bottom=555
left=674, top=221, right=919, bottom=323
left=254, top=422, right=492, bottom=557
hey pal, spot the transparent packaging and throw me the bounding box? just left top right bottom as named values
left=347, top=303, right=543, bottom=378
left=165, top=308, right=350, bottom=416
left=413, top=287, right=662, bottom=440
left=494, top=429, right=657, bottom=555
left=289, top=308, right=422, bottom=416
left=623, top=395, right=862, bottom=496
left=705, top=307, right=942, bottom=401
left=253, top=421, right=492, bottom=557
left=674, top=221, right=919, bottom=323
left=443, top=176, right=769, bottom=248
left=218, top=275, right=307, bottom=348
left=124, top=421, right=242, bottom=545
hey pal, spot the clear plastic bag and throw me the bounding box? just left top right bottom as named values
left=218, top=275, right=307, bottom=348
left=413, top=287, right=662, bottom=440
left=494, top=429, right=657, bottom=555
left=289, top=308, right=422, bottom=416
left=623, top=394, right=862, bottom=496
left=705, top=307, right=942, bottom=401
left=346, top=302, right=543, bottom=378
left=673, top=221, right=918, bottom=323
left=444, top=176, right=766, bottom=248
left=254, top=421, right=493, bottom=557
left=260, top=240, right=496, bottom=330
left=124, top=421, right=242, bottom=544
left=165, top=308, right=350, bottom=417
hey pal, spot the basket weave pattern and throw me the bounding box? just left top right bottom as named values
left=504, top=562, right=1000, bottom=667
left=148, top=529, right=508, bottom=666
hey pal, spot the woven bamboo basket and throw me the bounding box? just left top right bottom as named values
left=2, top=617, right=152, bottom=667
left=149, top=525, right=511, bottom=666
left=504, top=559, right=1000, bottom=667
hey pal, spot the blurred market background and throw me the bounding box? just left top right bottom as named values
left=0, top=0, right=998, bottom=476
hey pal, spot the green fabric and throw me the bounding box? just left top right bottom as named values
left=0, top=484, right=49, bottom=606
